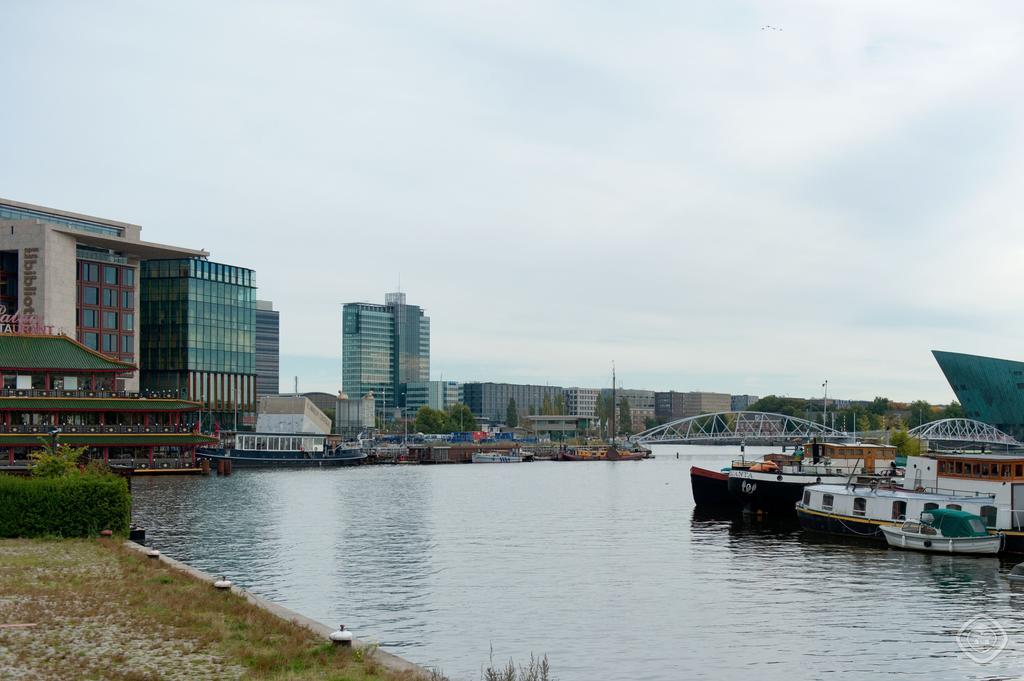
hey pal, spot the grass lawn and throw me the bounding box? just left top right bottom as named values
left=0, top=538, right=441, bottom=681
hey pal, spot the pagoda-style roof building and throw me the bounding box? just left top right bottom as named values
left=0, top=333, right=216, bottom=467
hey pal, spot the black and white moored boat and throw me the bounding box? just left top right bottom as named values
left=198, top=432, right=367, bottom=467
left=797, top=451, right=1024, bottom=554
left=727, top=441, right=899, bottom=514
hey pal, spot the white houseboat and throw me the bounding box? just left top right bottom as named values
left=796, top=452, right=1024, bottom=553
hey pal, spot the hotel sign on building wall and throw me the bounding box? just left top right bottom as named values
left=0, top=306, right=55, bottom=335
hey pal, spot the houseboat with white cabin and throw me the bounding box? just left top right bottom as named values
left=796, top=451, right=1024, bottom=553
left=197, top=432, right=366, bottom=467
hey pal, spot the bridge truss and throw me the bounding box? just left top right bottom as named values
left=907, top=418, right=1022, bottom=449
left=632, top=411, right=850, bottom=445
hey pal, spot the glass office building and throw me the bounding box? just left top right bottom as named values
left=140, top=259, right=256, bottom=429
left=342, top=292, right=429, bottom=414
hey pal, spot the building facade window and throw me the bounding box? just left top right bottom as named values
left=77, top=260, right=136, bottom=362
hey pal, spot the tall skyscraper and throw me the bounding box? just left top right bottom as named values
left=342, top=292, right=430, bottom=412
left=139, top=258, right=256, bottom=429
left=255, top=300, right=279, bottom=398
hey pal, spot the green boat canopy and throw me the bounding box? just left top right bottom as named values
left=921, top=508, right=989, bottom=537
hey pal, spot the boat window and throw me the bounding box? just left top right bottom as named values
left=902, top=521, right=921, bottom=533
left=968, top=518, right=987, bottom=533
left=971, top=463, right=980, bottom=477
left=256, top=437, right=266, bottom=451
left=982, top=463, right=990, bottom=477
left=981, top=505, right=998, bottom=528
left=892, top=500, right=907, bottom=520
left=924, top=502, right=939, bottom=511
left=822, top=494, right=834, bottom=511
left=946, top=504, right=962, bottom=511
left=920, top=525, right=937, bottom=536
left=853, top=498, right=866, bottom=517
left=954, top=461, right=963, bottom=475
left=1003, top=465, right=1012, bottom=479
left=1017, top=464, right=1023, bottom=477
left=802, top=490, right=810, bottom=505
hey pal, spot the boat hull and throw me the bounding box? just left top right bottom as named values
left=690, top=466, right=736, bottom=509
left=795, top=504, right=888, bottom=542
left=472, top=453, right=523, bottom=463
left=727, top=472, right=837, bottom=513
left=880, top=526, right=1002, bottom=555
left=196, top=448, right=367, bottom=467
left=796, top=504, right=1024, bottom=554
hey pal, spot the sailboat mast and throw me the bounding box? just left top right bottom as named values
left=610, top=361, right=616, bottom=443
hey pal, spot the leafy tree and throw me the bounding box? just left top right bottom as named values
left=541, top=395, right=553, bottom=416
left=906, top=400, right=934, bottom=429
left=594, top=394, right=611, bottom=436
left=28, top=439, right=87, bottom=478
left=445, top=403, right=477, bottom=432
left=618, top=397, right=633, bottom=435
left=890, top=429, right=922, bottom=456
left=553, top=393, right=566, bottom=415
left=506, top=398, right=519, bottom=427
left=942, top=401, right=965, bottom=420
left=748, top=395, right=808, bottom=417
left=528, top=405, right=536, bottom=416
left=414, top=406, right=447, bottom=434
left=643, top=416, right=658, bottom=430
left=868, top=397, right=892, bottom=415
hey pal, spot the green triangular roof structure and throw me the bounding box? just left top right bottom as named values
left=0, top=334, right=135, bottom=372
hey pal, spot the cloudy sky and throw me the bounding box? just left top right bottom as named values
left=3, top=1, right=1023, bottom=403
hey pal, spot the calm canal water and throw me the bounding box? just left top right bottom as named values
left=131, top=445, right=1024, bottom=680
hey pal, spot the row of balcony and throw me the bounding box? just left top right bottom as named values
left=0, top=388, right=189, bottom=400
left=0, top=424, right=199, bottom=434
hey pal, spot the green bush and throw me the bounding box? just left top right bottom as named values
left=0, top=474, right=131, bottom=538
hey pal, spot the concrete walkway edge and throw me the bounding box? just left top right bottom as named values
left=123, top=540, right=431, bottom=677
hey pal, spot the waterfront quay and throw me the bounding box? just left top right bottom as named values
left=0, top=538, right=435, bottom=680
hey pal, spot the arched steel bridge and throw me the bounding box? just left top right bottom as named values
left=631, top=411, right=849, bottom=445
left=632, top=412, right=1024, bottom=449
left=907, top=418, right=1022, bottom=449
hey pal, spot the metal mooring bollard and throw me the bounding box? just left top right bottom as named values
left=330, top=624, right=354, bottom=647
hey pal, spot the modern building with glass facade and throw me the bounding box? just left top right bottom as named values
left=0, top=197, right=208, bottom=390
left=140, top=259, right=256, bottom=430
left=404, top=380, right=461, bottom=414
left=342, top=292, right=430, bottom=413
left=933, top=350, right=1024, bottom=439
left=462, top=382, right=564, bottom=424
left=255, top=299, right=279, bottom=397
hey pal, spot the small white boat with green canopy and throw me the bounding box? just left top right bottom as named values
left=881, top=509, right=1002, bottom=555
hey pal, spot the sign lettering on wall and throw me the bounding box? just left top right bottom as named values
left=21, top=247, right=38, bottom=315
left=0, top=305, right=55, bottom=335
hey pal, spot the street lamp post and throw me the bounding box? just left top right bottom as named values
left=49, top=427, right=62, bottom=452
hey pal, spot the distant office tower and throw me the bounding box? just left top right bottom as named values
left=731, top=394, right=760, bottom=411
left=0, top=197, right=207, bottom=391
left=565, top=387, right=599, bottom=418
left=140, top=259, right=256, bottom=430
left=404, top=380, right=461, bottom=414
left=255, top=300, right=279, bottom=398
left=342, top=292, right=430, bottom=412
left=462, top=382, right=564, bottom=424
left=656, top=391, right=733, bottom=422
left=605, top=388, right=656, bottom=430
